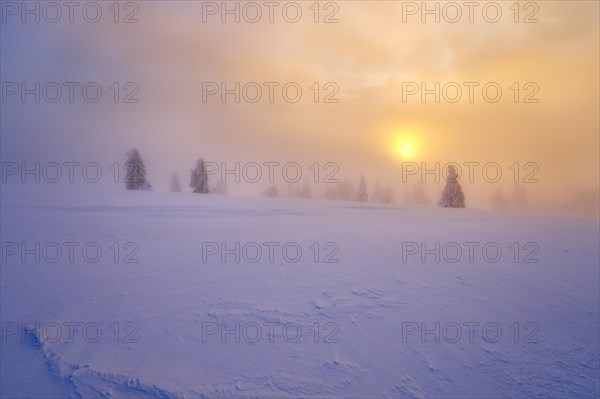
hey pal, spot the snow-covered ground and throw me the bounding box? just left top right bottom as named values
left=1, top=187, right=598, bottom=398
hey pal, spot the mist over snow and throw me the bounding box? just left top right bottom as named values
left=1, top=1, right=599, bottom=398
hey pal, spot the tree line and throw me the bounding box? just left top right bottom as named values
left=125, top=148, right=467, bottom=208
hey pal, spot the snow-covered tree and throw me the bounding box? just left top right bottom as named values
left=213, top=180, right=228, bottom=194
left=324, top=183, right=339, bottom=200
left=412, top=184, right=431, bottom=205
left=438, top=165, right=465, bottom=208
left=338, top=179, right=355, bottom=201
left=322, top=179, right=359, bottom=202
left=381, top=183, right=395, bottom=204
left=371, top=180, right=382, bottom=203
left=356, top=175, right=368, bottom=202
left=403, top=189, right=412, bottom=204
left=262, top=185, right=278, bottom=197
left=290, top=181, right=311, bottom=198
left=125, top=148, right=152, bottom=190
left=491, top=188, right=508, bottom=211
left=570, top=187, right=600, bottom=218
left=170, top=173, right=181, bottom=192
left=511, top=185, right=529, bottom=211
left=190, top=158, right=210, bottom=194
left=298, top=181, right=312, bottom=198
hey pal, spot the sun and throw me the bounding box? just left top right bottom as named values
left=392, top=131, right=419, bottom=160
left=397, top=142, right=414, bottom=157
left=381, top=124, right=424, bottom=161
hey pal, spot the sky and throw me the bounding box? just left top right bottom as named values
left=1, top=1, right=598, bottom=215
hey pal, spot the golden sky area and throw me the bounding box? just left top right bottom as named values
left=1, top=1, right=598, bottom=214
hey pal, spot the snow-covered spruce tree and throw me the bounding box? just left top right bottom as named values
left=412, top=184, right=431, bottom=205
left=511, top=185, right=529, bottom=211
left=125, top=148, right=152, bottom=190
left=298, top=181, right=312, bottom=198
left=262, top=185, right=278, bottom=197
left=381, top=183, right=395, bottom=204
left=491, top=188, right=508, bottom=211
left=570, top=188, right=600, bottom=218
left=190, top=158, right=210, bottom=194
left=371, top=180, right=382, bottom=203
left=438, top=165, right=466, bottom=208
left=324, top=183, right=339, bottom=200
left=212, top=180, right=228, bottom=195
left=341, top=180, right=356, bottom=201
left=403, top=189, right=412, bottom=204
left=170, top=173, right=182, bottom=192
left=356, top=175, right=368, bottom=202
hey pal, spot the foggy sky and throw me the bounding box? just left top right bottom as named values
left=1, top=1, right=598, bottom=215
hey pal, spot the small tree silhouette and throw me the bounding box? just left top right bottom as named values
left=190, top=158, right=210, bottom=194
left=356, top=174, right=368, bottom=202
left=491, top=188, right=508, bottom=211
left=262, top=185, right=278, bottom=197
left=170, top=173, right=182, bottom=192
